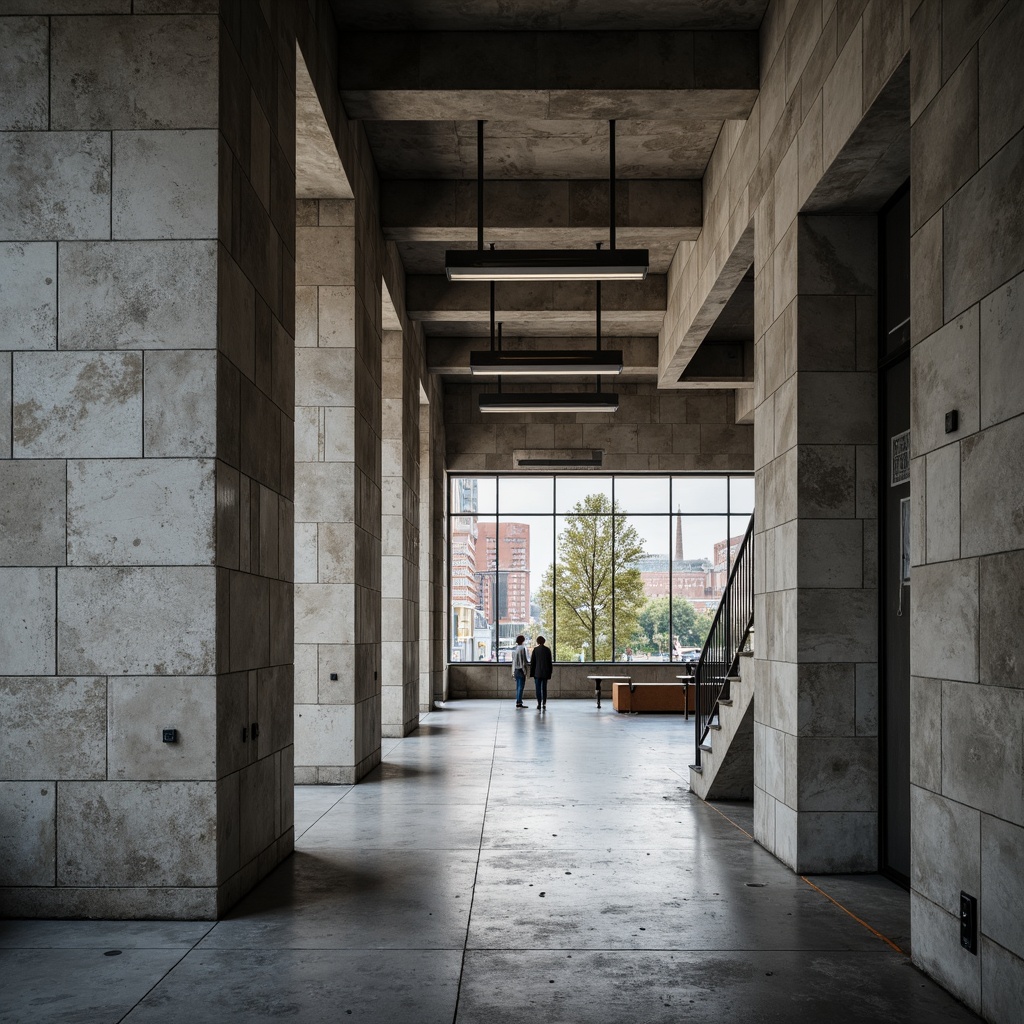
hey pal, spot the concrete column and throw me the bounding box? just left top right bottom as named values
left=753, top=214, right=879, bottom=873
left=908, top=2, right=1024, bottom=1016
left=0, top=5, right=295, bottom=918
left=381, top=330, right=421, bottom=737
left=294, top=198, right=382, bottom=782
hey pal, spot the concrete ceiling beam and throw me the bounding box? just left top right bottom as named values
left=426, top=335, right=659, bottom=378
left=406, top=274, right=665, bottom=313
left=380, top=179, right=702, bottom=239
left=339, top=31, right=759, bottom=120
left=406, top=275, right=667, bottom=337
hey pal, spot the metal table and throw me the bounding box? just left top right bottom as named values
left=676, top=673, right=695, bottom=720
left=586, top=674, right=631, bottom=708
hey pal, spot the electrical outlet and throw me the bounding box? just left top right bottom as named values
left=960, top=892, right=977, bottom=954
left=945, top=409, right=959, bottom=434
left=162, top=729, right=178, bottom=743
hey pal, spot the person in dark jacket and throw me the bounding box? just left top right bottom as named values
left=529, top=635, right=553, bottom=710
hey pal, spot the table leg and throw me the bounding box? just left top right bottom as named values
left=595, top=678, right=601, bottom=708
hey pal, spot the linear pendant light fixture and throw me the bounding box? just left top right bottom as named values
left=478, top=257, right=619, bottom=414
left=445, top=120, right=648, bottom=282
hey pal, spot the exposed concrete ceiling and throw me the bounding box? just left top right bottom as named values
left=328, top=0, right=769, bottom=31
left=363, top=120, right=725, bottom=179
left=327, top=1, right=769, bottom=360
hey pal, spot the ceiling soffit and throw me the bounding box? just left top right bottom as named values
left=327, top=7, right=766, bottom=357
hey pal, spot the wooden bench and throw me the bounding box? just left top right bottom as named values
left=612, top=681, right=694, bottom=714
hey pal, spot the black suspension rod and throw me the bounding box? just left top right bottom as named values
left=609, top=119, right=616, bottom=251
left=477, top=119, right=484, bottom=251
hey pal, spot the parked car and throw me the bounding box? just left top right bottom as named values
left=678, top=647, right=701, bottom=665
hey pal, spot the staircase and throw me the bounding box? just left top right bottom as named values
left=688, top=515, right=755, bottom=801
left=689, top=640, right=755, bottom=799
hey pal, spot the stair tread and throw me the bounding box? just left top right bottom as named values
left=690, top=764, right=703, bottom=774
left=718, top=698, right=734, bottom=707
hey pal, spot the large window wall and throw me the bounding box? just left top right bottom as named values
left=448, top=474, right=753, bottom=664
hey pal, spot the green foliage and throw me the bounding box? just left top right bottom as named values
left=634, top=596, right=715, bottom=653
left=535, top=493, right=646, bottom=661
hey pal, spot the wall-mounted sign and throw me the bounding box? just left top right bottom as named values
left=891, top=429, right=910, bottom=487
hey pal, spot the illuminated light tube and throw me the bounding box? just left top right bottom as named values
left=478, top=392, right=620, bottom=414
left=445, top=248, right=649, bottom=282
left=470, top=350, right=624, bottom=376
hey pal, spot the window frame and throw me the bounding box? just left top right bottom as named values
left=446, top=472, right=752, bottom=665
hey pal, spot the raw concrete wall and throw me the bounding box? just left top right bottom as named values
left=0, top=4, right=295, bottom=918
left=908, top=2, right=1024, bottom=1018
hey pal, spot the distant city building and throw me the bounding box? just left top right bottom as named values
left=636, top=517, right=746, bottom=612
left=475, top=521, right=531, bottom=656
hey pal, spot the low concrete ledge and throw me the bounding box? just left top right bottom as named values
left=447, top=662, right=687, bottom=700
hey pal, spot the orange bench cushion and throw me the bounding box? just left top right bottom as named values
left=612, top=682, right=692, bottom=713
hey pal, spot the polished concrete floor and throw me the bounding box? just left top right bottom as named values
left=1, top=700, right=981, bottom=1023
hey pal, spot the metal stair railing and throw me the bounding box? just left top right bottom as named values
left=693, top=513, right=755, bottom=769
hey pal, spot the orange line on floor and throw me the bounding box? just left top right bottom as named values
left=800, top=875, right=907, bottom=956
left=704, top=800, right=755, bottom=840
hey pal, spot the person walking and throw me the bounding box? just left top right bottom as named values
left=529, top=635, right=553, bottom=711
left=511, top=634, right=529, bottom=708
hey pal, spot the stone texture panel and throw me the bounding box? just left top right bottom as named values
left=108, top=676, right=217, bottom=781
left=112, top=131, right=218, bottom=240
left=0, top=782, right=55, bottom=887
left=980, top=549, right=1024, bottom=691
left=910, top=304, right=979, bottom=458
left=910, top=676, right=943, bottom=793
left=911, top=559, right=978, bottom=683
left=0, top=460, right=67, bottom=566
left=981, top=813, right=1024, bottom=961
left=911, top=892, right=981, bottom=1010
left=50, top=15, right=218, bottom=130
left=144, top=350, right=218, bottom=457
left=910, top=785, right=980, bottom=915
left=57, top=566, right=216, bottom=676
left=910, top=47, right=977, bottom=233
left=941, top=680, right=1024, bottom=825
left=67, top=459, right=216, bottom=566
left=0, top=17, right=48, bottom=131
left=979, top=271, right=1024, bottom=430
left=0, top=132, right=111, bottom=241
left=56, top=781, right=217, bottom=887
left=0, top=242, right=57, bottom=349
left=960, top=416, right=1024, bottom=558
left=942, top=127, right=1024, bottom=321
left=0, top=677, right=106, bottom=781
left=59, top=241, right=218, bottom=350
left=0, top=568, right=56, bottom=674
left=13, top=351, right=143, bottom=458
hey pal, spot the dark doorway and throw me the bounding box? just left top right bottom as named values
left=879, top=185, right=911, bottom=885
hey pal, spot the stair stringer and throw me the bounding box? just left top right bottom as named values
left=688, top=654, right=755, bottom=801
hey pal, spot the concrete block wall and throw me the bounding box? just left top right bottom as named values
left=0, top=3, right=294, bottom=918
left=908, top=1, right=1024, bottom=1018
left=214, top=0, right=297, bottom=914
left=381, top=324, right=422, bottom=738
left=659, top=0, right=908, bottom=877
left=445, top=384, right=753, bottom=472
left=753, top=214, right=880, bottom=873
left=293, top=197, right=382, bottom=783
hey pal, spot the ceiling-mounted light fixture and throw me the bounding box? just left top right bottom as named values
left=445, top=119, right=648, bottom=282
left=478, top=392, right=620, bottom=414
left=478, top=256, right=618, bottom=413
left=470, top=349, right=624, bottom=375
